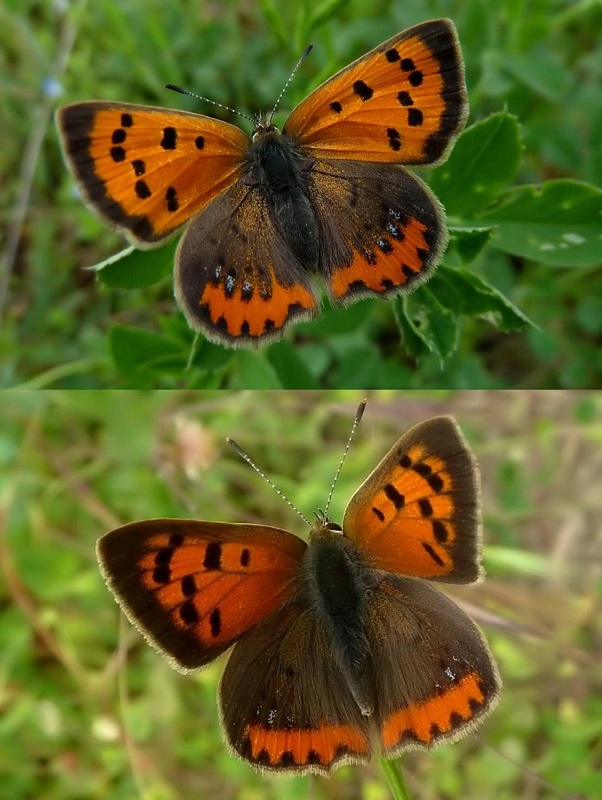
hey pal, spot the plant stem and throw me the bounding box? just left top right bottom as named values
left=379, top=757, right=412, bottom=800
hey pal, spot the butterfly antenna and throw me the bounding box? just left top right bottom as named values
left=227, top=437, right=311, bottom=528
left=165, top=84, right=255, bottom=124
left=268, top=43, right=313, bottom=125
left=323, top=399, right=367, bottom=518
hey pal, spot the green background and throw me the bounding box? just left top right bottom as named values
left=1, top=389, right=600, bottom=798
left=2, top=0, right=602, bottom=388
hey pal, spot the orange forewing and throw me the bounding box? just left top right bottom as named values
left=343, top=416, right=481, bottom=583
left=97, top=519, right=306, bottom=670
left=56, top=103, right=248, bottom=244
left=285, top=19, right=467, bottom=164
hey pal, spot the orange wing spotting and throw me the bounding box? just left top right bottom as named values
left=329, top=216, right=432, bottom=300
left=343, top=417, right=481, bottom=583
left=344, top=449, right=457, bottom=578
left=307, top=160, right=446, bottom=306
left=97, top=520, right=306, bottom=670
left=196, top=265, right=317, bottom=339
left=137, top=530, right=303, bottom=648
left=57, top=102, right=249, bottom=244
left=380, top=672, right=486, bottom=751
left=284, top=19, right=467, bottom=164
left=174, top=179, right=319, bottom=346
left=242, top=722, right=370, bottom=771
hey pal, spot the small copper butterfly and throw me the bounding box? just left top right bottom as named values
left=97, top=410, right=500, bottom=774
left=56, top=19, right=467, bottom=348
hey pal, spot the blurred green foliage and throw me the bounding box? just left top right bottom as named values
left=1, top=389, right=601, bottom=798
left=2, top=0, right=601, bottom=388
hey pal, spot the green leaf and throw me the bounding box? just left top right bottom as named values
left=414, top=287, right=459, bottom=363
left=96, top=241, right=176, bottom=288
left=259, top=0, right=288, bottom=47
left=449, top=226, right=494, bottom=264
left=109, top=324, right=183, bottom=382
left=295, top=298, right=373, bottom=337
left=501, top=51, right=570, bottom=102
left=394, top=288, right=459, bottom=366
left=309, top=0, right=351, bottom=30
left=394, top=298, right=430, bottom=360
left=189, top=338, right=236, bottom=371
left=332, top=345, right=412, bottom=388
left=575, top=294, right=602, bottom=335
left=266, top=341, right=320, bottom=388
left=480, top=179, right=602, bottom=267
left=230, top=351, right=283, bottom=389
left=429, top=112, right=522, bottom=217
left=431, top=265, right=534, bottom=331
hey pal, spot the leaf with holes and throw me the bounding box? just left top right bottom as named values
left=479, top=179, right=602, bottom=267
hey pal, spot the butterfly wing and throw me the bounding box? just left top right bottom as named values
left=308, top=159, right=445, bottom=303
left=365, top=575, right=500, bottom=756
left=56, top=102, right=249, bottom=244
left=343, top=417, right=481, bottom=583
left=96, top=519, right=306, bottom=670
left=284, top=19, right=467, bottom=165
left=174, top=181, right=319, bottom=346
left=219, top=600, right=371, bottom=775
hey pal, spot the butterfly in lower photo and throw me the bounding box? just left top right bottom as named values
left=97, top=411, right=501, bottom=775
left=57, top=19, right=468, bottom=348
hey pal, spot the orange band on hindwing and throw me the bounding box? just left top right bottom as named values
left=241, top=722, right=370, bottom=771
left=381, top=672, right=486, bottom=750
left=330, top=217, right=434, bottom=300
left=196, top=269, right=317, bottom=340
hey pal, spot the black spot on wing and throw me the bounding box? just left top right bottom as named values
left=353, top=80, right=373, bottom=101
left=203, top=541, right=222, bottom=570
left=161, top=127, right=177, bottom=149
left=422, top=542, right=445, bottom=566
left=135, top=179, right=151, bottom=199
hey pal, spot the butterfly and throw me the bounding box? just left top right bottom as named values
left=56, top=19, right=467, bottom=348
left=97, top=411, right=501, bottom=775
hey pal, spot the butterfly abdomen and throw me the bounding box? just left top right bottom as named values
left=305, top=528, right=375, bottom=715
left=247, top=131, right=319, bottom=268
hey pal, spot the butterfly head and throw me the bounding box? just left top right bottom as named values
left=252, top=113, right=279, bottom=141
left=311, top=509, right=344, bottom=540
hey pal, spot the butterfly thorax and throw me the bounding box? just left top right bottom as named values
left=245, top=125, right=320, bottom=268
left=247, top=124, right=313, bottom=191
left=303, top=522, right=377, bottom=715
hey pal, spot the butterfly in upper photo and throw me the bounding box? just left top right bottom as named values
left=97, top=410, right=501, bottom=775
left=56, top=19, right=468, bottom=348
